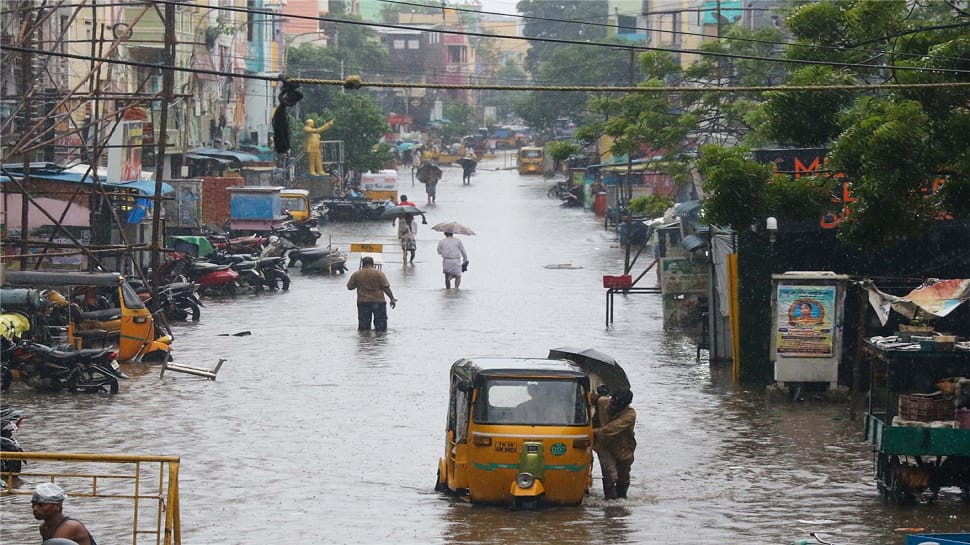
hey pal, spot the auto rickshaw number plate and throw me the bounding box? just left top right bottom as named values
left=495, top=441, right=517, bottom=453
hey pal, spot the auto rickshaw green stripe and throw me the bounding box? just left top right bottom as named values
left=473, top=462, right=587, bottom=473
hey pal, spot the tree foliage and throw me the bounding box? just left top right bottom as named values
left=516, top=0, right=609, bottom=74
left=513, top=44, right=628, bottom=137
left=773, top=0, right=970, bottom=245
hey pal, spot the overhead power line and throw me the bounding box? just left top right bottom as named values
left=378, top=0, right=970, bottom=64
left=5, top=43, right=970, bottom=94
left=137, top=0, right=970, bottom=76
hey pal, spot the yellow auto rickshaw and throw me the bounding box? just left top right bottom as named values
left=517, top=146, right=545, bottom=175
left=1, top=271, right=172, bottom=363
left=435, top=356, right=594, bottom=509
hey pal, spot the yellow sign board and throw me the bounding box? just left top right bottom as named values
left=350, top=243, right=383, bottom=253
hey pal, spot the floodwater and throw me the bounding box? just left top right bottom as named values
left=1, top=154, right=967, bottom=545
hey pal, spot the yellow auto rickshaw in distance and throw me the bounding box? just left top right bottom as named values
left=435, top=357, right=594, bottom=509
left=1, top=271, right=172, bottom=363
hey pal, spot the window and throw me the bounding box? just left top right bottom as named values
left=408, top=39, right=420, bottom=50
left=393, top=39, right=405, bottom=50
left=473, top=378, right=589, bottom=425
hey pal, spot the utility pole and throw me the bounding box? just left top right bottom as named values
left=150, top=0, right=176, bottom=300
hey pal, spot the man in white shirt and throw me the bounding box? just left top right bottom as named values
left=436, top=231, right=469, bottom=289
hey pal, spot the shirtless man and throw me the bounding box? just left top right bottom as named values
left=32, top=483, right=97, bottom=545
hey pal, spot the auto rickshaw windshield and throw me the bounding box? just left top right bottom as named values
left=120, top=281, right=147, bottom=310
left=473, top=378, right=589, bottom=426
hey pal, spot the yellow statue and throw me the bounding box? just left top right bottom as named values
left=304, top=118, right=334, bottom=176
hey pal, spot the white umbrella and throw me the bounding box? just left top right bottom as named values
left=431, top=222, right=475, bottom=235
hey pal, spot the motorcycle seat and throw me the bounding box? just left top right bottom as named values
left=233, top=260, right=257, bottom=271
left=31, top=342, right=112, bottom=361
left=258, top=257, right=285, bottom=266
left=189, top=262, right=232, bottom=273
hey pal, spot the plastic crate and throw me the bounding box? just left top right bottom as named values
left=603, top=275, right=632, bottom=289
left=897, top=394, right=954, bottom=422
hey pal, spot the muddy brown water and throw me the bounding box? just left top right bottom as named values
left=1, top=155, right=966, bottom=544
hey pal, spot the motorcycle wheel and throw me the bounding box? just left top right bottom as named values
left=68, top=368, right=120, bottom=394
left=185, top=300, right=201, bottom=321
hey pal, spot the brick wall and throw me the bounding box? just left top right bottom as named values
left=200, top=176, right=245, bottom=228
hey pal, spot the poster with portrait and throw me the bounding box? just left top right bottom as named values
left=775, top=284, right=836, bottom=357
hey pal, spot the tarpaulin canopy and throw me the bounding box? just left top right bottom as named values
left=865, top=278, right=970, bottom=325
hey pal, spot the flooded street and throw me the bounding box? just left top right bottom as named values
left=2, top=153, right=967, bottom=544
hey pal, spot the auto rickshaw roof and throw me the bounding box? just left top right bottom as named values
left=2, top=270, right=127, bottom=287
left=450, top=357, right=587, bottom=380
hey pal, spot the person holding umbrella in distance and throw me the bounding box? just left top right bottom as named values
left=434, top=222, right=473, bottom=289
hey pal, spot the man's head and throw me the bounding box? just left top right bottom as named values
left=32, top=483, right=66, bottom=520
left=610, top=389, right=633, bottom=410
left=444, top=230, right=454, bottom=237
left=400, top=194, right=408, bottom=202
left=361, top=256, right=375, bottom=268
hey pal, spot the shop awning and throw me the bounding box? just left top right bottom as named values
left=185, top=153, right=232, bottom=164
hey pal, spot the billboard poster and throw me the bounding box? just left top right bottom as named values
left=775, top=284, right=836, bottom=357
left=661, top=257, right=708, bottom=329
left=121, top=121, right=143, bottom=181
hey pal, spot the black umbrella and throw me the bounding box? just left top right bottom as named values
left=381, top=205, right=424, bottom=219
left=457, top=157, right=478, bottom=169
left=548, top=347, right=630, bottom=391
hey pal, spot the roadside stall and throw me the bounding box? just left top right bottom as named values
left=861, top=278, right=970, bottom=502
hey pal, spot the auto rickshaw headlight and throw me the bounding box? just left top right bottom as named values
left=516, top=473, right=535, bottom=489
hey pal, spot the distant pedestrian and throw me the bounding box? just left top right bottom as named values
left=346, top=256, right=397, bottom=331
left=436, top=230, right=469, bottom=289
left=417, top=161, right=443, bottom=205
left=32, top=483, right=98, bottom=545
left=398, top=213, right=418, bottom=264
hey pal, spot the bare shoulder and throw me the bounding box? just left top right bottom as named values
left=54, top=518, right=91, bottom=544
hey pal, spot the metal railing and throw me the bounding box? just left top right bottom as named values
left=1, top=451, right=181, bottom=545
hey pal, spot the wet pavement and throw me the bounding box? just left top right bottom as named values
left=1, top=153, right=967, bottom=544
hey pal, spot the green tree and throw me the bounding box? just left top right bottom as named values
left=767, top=0, right=970, bottom=244
left=441, top=102, right=475, bottom=140
left=513, top=43, right=628, bottom=137
left=517, top=0, right=609, bottom=74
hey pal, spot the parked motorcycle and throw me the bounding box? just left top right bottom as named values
left=275, top=217, right=322, bottom=247
left=288, top=246, right=349, bottom=274
left=159, top=252, right=240, bottom=296
left=1, top=338, right=127, bottom=394
left=260, top=234, right=299, bottom=263
left=209, top=233, right=267, bottom=255
left=0, top=405, right=25, bottom=475
left=129, top=279, right=204, bottom=322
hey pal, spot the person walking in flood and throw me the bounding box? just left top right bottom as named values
left=31, top=483, right=98, bottom=545
left=436, top=230, right=469, bottom=289
left=417, top=161, right=443, bottom=205
left=593, top=388, right=636, bottom=500
left=397, top=213, right=418, bottom=264
left=346, top=256, right=397, bottom=331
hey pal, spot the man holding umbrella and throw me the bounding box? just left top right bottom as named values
left=436, top=228, right=469, bottom=289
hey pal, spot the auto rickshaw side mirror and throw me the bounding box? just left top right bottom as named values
left=457, top=380, right=473, bottom=392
